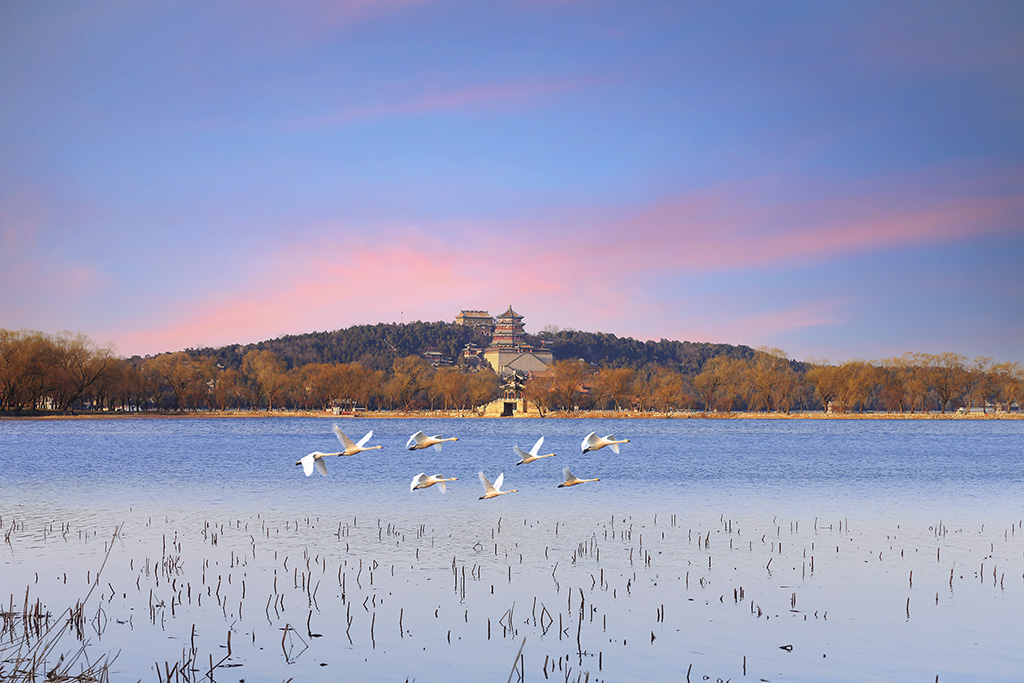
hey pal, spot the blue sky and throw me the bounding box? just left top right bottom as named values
left=2, top=1, right=1022, bottom=363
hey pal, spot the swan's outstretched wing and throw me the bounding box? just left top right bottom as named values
left=432, top=436, right=445, bottom=452
left=299, top=453, right=316, bottom=477
left=314, top=457, right=328, bottom=476
left=478, top=471, right=496, bottom=495
left=410, top=473, right=427, bottom=491
left=608, top=438, right=621, bottom=454
left=513, top=445, right=531, bottom=464
left=581, top=432, right=598, bottom=452
left=493, top=472, right=504, bottom=492
left=332, top=424, right=356, bottom=450
left=530, top=436, right=544, bottom=456
left=407, top=431, right=426, bottom=449
left=356, top=430, right=374, bottom=448
left=562, top=467, right=574, bottom=482
left=438, top=480, right=447, bottom=494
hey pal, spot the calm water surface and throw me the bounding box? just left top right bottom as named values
left=1, top=417, right=1022, bottom=681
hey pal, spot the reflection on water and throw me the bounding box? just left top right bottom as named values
left=1, top=417, right=1022, bottom=681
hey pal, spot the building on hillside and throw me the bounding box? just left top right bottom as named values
left=422, top=351, right=451, bottom=367
left=483, top=305, right=553, bottom=376
left=455, top=310, right=494, bottom=330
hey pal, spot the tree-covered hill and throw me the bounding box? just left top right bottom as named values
left=537, top=329, right=760, bottom=374
left=186, top=321, right=493, bottom=371
left=184, top=321, right=763, bottom=373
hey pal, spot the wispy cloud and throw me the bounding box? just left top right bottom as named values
left=299, top=77, right=592, bottom=128
left=222, top=0, right=432, bottom=47
left=728, top=298, right=850, bottom=341
left=102, top=160, right=1024, bottom=357
left=553, top=171, right=1024, bottom=275
left=107, top=223, right=640, bottom=355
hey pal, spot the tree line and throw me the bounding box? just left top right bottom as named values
left=1, top=327, right=1021, bottom=414
left=525, top=350, right=1022, bottom=415
left=0, top=328, right=502, bottom=413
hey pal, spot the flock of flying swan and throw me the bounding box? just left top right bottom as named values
left=295, top=426, right=628, bottom=498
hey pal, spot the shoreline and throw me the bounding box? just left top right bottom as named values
left=3, top=409, right=1021, bottom=421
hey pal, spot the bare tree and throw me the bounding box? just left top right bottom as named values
left=242, top=349, right=290, bottom=411
left=467, top=367, right=500, bottom=412
left=550, top=359, right=589, bottom=411
left=959, top=356, right=993, bottom=412
left=593, top=367, right=635, bottom=410
left=432, top=367, right=468, bottom=412
left=806, top=363, right=843, bottom=412
left=991, top=362, right=1023, bottom=412
left=385, top=355, right=434, bottom=411
left=648, top=367, right=685, bottom=417
left=747, top=347, right=790, bottom=413
left=927, top=352, right=966, bottom=413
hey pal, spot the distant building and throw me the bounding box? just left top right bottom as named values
left=422, top=351, right=448, bottom=367
left=481, top=370, right=544, bottom=417
left=455, top=310, right=494, bottom=330
left=483, top=305, right=553, bottom=376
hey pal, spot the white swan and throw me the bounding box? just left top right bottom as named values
left=581, top=431, right=630, bottom=454
left=295, top=451, right=339, bottom=477
left=407, top=430, right=459, bottom=451
left=558, top=467, right=599, bottom=488
left=332, top=425, right=382, bottom=456
left=410, top=473, right=458, bottom=493
left=296, top=425, right=374, bottom=476
left=478, top=471, right=518, bottom=500
left=514, top=435, right=556, bottom=466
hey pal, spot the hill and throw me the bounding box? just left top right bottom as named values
left=184, top=321, right=762, bottom=373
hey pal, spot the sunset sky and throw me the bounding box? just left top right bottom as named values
left=2, top=1, right=1022, bottom=363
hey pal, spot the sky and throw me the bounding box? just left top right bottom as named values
left=2, top=1, right=1022, bottom=364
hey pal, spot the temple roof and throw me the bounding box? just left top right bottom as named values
left=496, top=305, right=523, bottom=320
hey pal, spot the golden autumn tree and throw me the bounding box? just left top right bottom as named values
left=242, top=349, right=289, bottom=411
left=593, top=367, right=635, bottom=410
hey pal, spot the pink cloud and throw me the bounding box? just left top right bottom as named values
left=726, top=298, right=849, bottom=341
left=107, top=225, right=642, bottom=356
left=537, top=171, right=1024, bottom=275
left=103, top=165, right=1023, bottom=357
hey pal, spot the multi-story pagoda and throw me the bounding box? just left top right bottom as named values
left=483, top=305, right=553, bottom=376
left=489, top=305, right=526, bottom=348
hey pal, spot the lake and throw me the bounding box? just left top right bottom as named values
left=1, top=417, right=1022, bottom=681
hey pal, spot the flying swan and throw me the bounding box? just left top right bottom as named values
left=407, top=431, right=459, bottom=451
left=581, top=431, right=630, bottom=454
left=296, top=450, right=340, bottom=477
left=478, top=471, right=518, bottom=500
left=514, top=436, right=556, bottom=466
left=332, top=424, right=382, bottom=456
left=558, top=467, right=599, bottom=488
left=410, top=473, right=458, bottom=493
